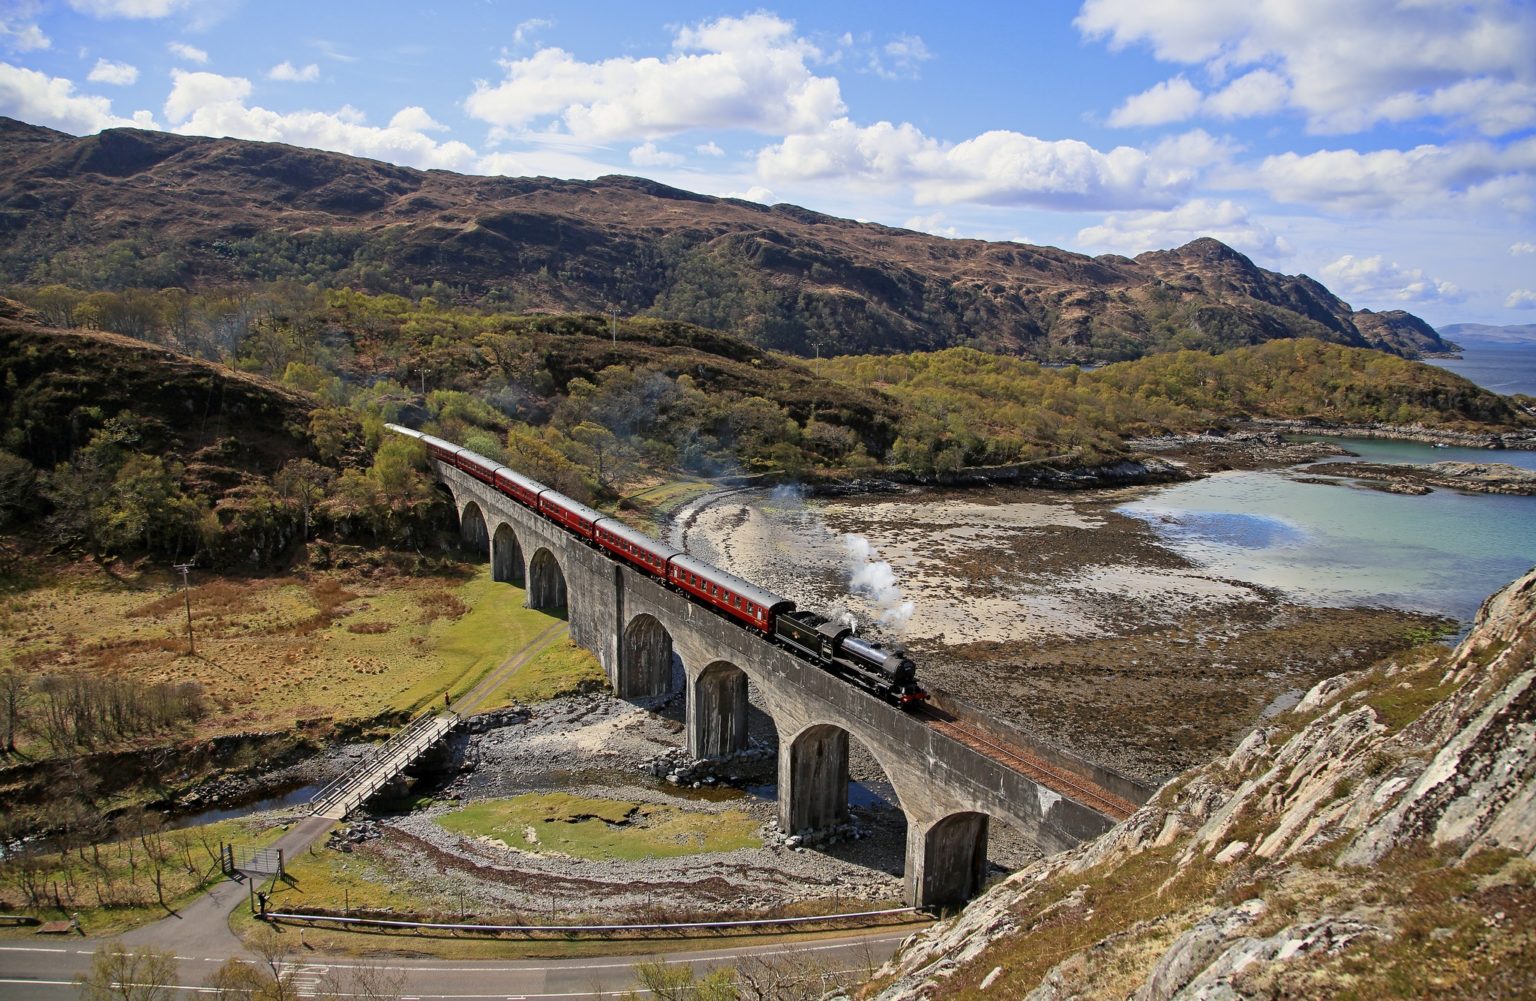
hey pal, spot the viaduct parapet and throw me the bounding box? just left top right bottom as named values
left=432, top=458, right=1122, bottom=908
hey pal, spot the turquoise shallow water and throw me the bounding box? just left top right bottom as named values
left=1119, top=439, right=1536, bottom=621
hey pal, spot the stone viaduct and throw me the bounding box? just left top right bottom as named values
left=434, top=457, right=1123, bottom=908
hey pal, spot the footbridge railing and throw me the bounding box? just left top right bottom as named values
left=307, top=709, right=460, bottom=819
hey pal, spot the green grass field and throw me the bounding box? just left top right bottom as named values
left=437, top=792, right=763, bottom=862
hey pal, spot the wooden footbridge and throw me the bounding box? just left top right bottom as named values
left=307, top=620, right=570, bottom=819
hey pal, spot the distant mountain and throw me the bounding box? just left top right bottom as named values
left=1439, top=322, right=1536, bottom=345
left=0, top=117, right=1453, bottom=362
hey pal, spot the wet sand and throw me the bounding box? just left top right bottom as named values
left=671, top=482, right=1441, bottom=784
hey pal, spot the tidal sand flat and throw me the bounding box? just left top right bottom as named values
left=671, top=477, right=1468, bottom=782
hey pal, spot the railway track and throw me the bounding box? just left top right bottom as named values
left=915, top=704, right=1140, bottom=822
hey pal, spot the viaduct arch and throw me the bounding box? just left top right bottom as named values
left=424, top=454, right=1131, bottom=908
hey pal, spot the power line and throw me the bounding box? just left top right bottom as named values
left=172, top=562, right=195, bottom=656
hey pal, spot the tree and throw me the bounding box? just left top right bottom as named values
left=0, top=668, right=25, bottom=753
left=78, top=943, right=178, bottom=1001
left=571, top=421, right=619, bottom=487
left=274, top=459, right=334, bottom=539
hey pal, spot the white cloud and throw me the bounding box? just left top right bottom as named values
left=1249, top=138, right=1536, bottom=215
left=161, top=70, right=477, bottom=172
left=465, top=13, right=845, bottom=141
left=758, top=117, right=1211, bottom=211
left=628, top=141, right=683, bottom=167
left=1078, top=0, right=1536, bottom=136
left=388, top=106, right=446, bottom=132
left=0, top=61, right=155, bottom=133
left=870, top=34, right=932, bottom=79
left=1322, top=253, right=1464, bottom=304
left=267, top=61, right=319, bottom=83
left=512, top=18, right=553, bottom=47
left=903, top=212, right=961, bottom=238
left=69, top=0, right=191, bottom=17
left=1506, top=289, right=1536, bottom=309
left=721, top=185, right=774, bottom=203
left=0, top=20, right=50, bottom=52
left=87, top=58, right=137, bottom=85
left=1512, top=242, right=1536, bottom=255
left=696, top=140, right=724, bottom=156
left=1077, top=198, right=1289, bottom=257
left=1107, top=75, right=1202, bottom=127
left=1205, top=68, right=1288, bottom=118
left=1108, top=69, right=1289, bottom=127
left=167, top=41, right=207, bottom=64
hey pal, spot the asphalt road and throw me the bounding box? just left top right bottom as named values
left=0, top=927, right=912, bottom=999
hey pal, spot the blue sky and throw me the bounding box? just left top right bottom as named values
left=2, top=0, right=1533, bottom=328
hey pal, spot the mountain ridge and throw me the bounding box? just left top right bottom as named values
left=0, top=116, right=1450, bottom=362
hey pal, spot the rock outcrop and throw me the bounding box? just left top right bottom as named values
left=875, top=566, right=1536, bottom=999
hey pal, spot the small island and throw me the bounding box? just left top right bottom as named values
left=1305, top=459, right=1536, bottom=495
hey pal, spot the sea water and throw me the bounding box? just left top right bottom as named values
left=1119, top=442, right=1536, bottom=622
left=1427, top=340, right=1536, bottom=398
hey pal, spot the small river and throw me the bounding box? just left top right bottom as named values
left=1118, top=437, right=1536, bottom=622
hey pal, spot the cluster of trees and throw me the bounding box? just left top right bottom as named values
left=19, top=669, right=205, bottom=753
left=4, top=280, right=1527, bottom=575
left=818, top=339, right=1531, bottom=474
left=0, top=807, right=217, bottom=916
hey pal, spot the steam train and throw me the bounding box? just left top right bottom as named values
left=386, top=423, right=927, bottom=708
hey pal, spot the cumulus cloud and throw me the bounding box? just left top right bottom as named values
left=1511, top=241, right=1536, bottom=255
left=1248, top=138, right=1536, bottom=215
left=1507, top=289, right=1536, bottom=309
left=1322, top=253, right=1464, bottom=304
left=0, top=20, right=49, bottom=52
left=1107, top=75, right=1202, bottom=127
left=1077, top=198, right=1288, bottom=256
left=167, top=41, right=207, bottom=64
left=0, top=61, right=155, bottom=133
left=628, top=141, right=683, bottom=166
left=1078, top=0, right=1536, bottom=136
left=759, top=117, right=1212, bottom=210
left=68, top=0, right=191, bottom=17
left=388, top=106, right=446, bottom=132
left=696, top=140, right=724, bottom=156
left=465, top=13, right=844, bottom=141
left=267, top=61, right=319, bottom=83
left=162, top=70, right=477, bottom=172
left=87, top=58, right=137, bottom=85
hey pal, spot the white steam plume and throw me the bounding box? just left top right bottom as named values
left=842, top=534, right=915, bottom=631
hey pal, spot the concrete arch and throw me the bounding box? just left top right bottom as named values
left=915, top=812, right=990, bottom=909
left=619, top=613, right=675, bottom=699
left=527, top=547, right=567, bottom=611
left=492, top=522, right=525, bottom=586
left=459, top=499, right=489, bottom=560
left=689, top=660, right=748, bottom=759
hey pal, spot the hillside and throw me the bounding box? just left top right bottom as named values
left=873, top=567, right=1536, bottom=999
left=1439, top=322, right=1536, bottom=345
left=0, top=117, right=1450, bottom=363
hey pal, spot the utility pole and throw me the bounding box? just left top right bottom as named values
left=173, top=562, right=195, bottom=656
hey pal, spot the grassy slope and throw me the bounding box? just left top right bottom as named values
left=1, top=563, right=601, bottom=744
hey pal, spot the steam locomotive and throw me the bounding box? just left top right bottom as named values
left=386, top=423, right=927, bottom=708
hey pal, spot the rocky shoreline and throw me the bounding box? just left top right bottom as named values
left=1305, top=460, right=1536, bottom=496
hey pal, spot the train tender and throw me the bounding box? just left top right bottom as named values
left=385, top=423, right=927, bottom=708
